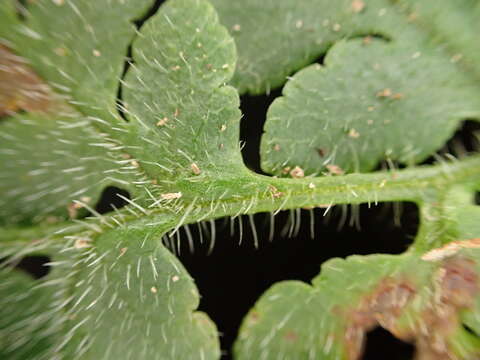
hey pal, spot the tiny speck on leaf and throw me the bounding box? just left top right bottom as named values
left=348, top=128, right=360, bottom=138
left=351, top=0, right=366, bottom=13
left=326, top=164, right=345, bottom=175
left=161, top=192, right=182, bottom=200
left=290, top=166, right=305, bottom=178
left=377, top=88, right=393, bottom=98
left=190, top=163, right=201, bottom=175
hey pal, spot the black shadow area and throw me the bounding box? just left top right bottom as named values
left=363, top=327, right=415, bottom=360
left=94, top=186, right=131, bottom=214
left=15, top=255, right=51, bottom=279
left=239, top=88, right=282, bottom=174
left=176, top=202, right=419, bottom=358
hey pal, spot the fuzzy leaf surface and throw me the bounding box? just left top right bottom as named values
left=1, top=0, right=480, bottom=359
left=50, top=226, right=220, bottom=359
left=0, top=109, right=139, bottom=225
left=211, top=0, right=480, bottom=94
left=0, top=270, right=57, bottom=360
left=235, top=249, right=480, bottom=359
left=211, top=0, right=480, bottom=175
left=261, top=39, right=480, bottom=175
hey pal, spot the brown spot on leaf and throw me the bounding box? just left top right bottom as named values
left=284, top=330, right=298, bottom=342
left=268, top=184, right=283, bottom=198
left=413, top=257, right=479, bottom=359
left=345, top=279, right=416, bottom=359
left=0, top=45, right=52, bottom=117
left=326, top=164, right=345, bottom=175
left=377, top=88, right=393, bottom=98
left=438, top=257, right=478, bottom=308
left=289, top=166, right=305, bottom=179
left=344, top=256, right=480, bottom=360
left=316, top=147, right=328, bottom=157
left=249, top=311, right=260, bottom=323
left=348, top=128, right=360, bottom=138
left=190, top=162, right=201, bottom=175
left=161, top=192, right=182, bottom=200
left=351, top=0, right=365, bottom=13
left=362, top=36, right=373, bottom=45
left=74, top=238, right=91, bottom=249
left=156, top=117, right=169, bottom=126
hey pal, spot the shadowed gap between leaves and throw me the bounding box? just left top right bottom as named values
left=463, top=324, right=480, bottom=338
left=425, top=119, right=480, bottom=161
left=94, top=186, right=131, bottom=215
left=173, top=201, right=419, bottom=359
left=115, top=0, right=165, bottom=122
left=243, top=99, right=480, bottom=178
left=70, top=186, right=131, bottom=220
left=365, top=324, right=480, bottom=360
left=7, top=185, right=131, bottom=279
left=363, top=327, right=415, bottom=360
left=361, top=120, right=480, bottom=172
left=14, top=0, right=27, bottom=21
left=7, top=255, right=51, bottom=279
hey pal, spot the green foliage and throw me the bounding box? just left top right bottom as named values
left=1, top=0, right=480, bottom=359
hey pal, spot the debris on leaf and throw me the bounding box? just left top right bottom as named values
left=268, top=185, right=283, bottom=198
left=161, top=192, right=183, bottom=200
left=191, top=162, right=201, bottom=175
left=351, top=0, right=365, bottom=13
left=376, top=88, right=393, bottom=98
left=326, top=164, right=345, bottom=175
left=289, top=166, right=305, bottom=178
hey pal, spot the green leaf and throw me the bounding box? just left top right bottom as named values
left=1, top=0, right=154, bottom=123
left=260, top=39, right=480, bottom=176
left=209, top=0, right=372, bottom=94
left=398, top=0, right=480, bottom=79
left=0, top=0, right=19, bottom=38
left=2, top=0, right=480, bottom=358
left=121, top=0, right=245, bottom=185
left=48, top=226, right=220, bottom=359
left=0, top=270, right=57, bottom=360
left=0, top=110, right=140, bottom=225
left=211, top=0, right=480, bottom=95
left=211, top=0, right=480, bottom=175
left=235, top=249, right=480, bottom=359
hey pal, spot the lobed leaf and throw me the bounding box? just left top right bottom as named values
left=47, top=226, right=220, bottom=359
left=260, top=39, right=480, bottom=176
left=0, top=270, right=58, bottom=360
left=2, top=0, right=480, bottom=359
left=211, top=0, right=480, bottom=95
left=0, top=0, right=154, bottom=123
left=211, top=0, right=480, bottom=176
left=235, top=248, right=480, bottom=359
left=0, top=108, right=141, bottom=225
left=120, top=0, right=246, bottom=188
